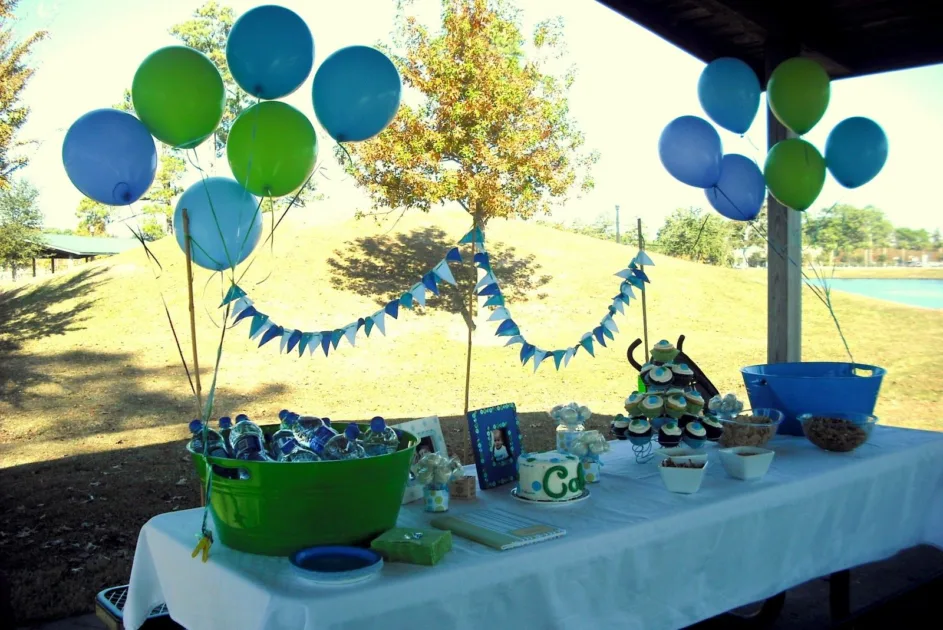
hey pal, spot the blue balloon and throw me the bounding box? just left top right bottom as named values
left=313, top=45, right=401, bottom=142
left=825, top=117, right=888, bottom=189
left=62, top=108, right=157, bottom=205
left=658, top=116, right=723, bottom=188
left=706, top=154, right=766, bottom=221
left=226, top=5, right=314, bottom=99
left=173, top=177, right=262, bottom=271
left=697, top=58, right=761, bottom=134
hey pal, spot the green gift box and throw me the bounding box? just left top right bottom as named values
left=370, top=527, right=452, bottom=566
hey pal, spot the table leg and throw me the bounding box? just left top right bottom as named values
left=829, top=570, right=852, bottom=622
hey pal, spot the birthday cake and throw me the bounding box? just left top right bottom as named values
left=517, top=451, right=585, bottom=501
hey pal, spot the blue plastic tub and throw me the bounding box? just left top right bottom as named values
left=741, top=362, right=886, bottom=436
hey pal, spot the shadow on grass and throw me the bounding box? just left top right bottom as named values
left=0, top=440, right=202, bottom=625
left=0, top=348, right=288, bottom=440
left=327, top=226, right=553, bottom=314
left=0, top=267, right=107, bottom=354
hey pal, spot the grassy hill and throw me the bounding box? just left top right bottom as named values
left=1, top=210, right=941, bottom=621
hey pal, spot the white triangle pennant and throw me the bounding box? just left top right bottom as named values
left=476, top=272, right=497, bottom=291
left=308, top=334, right=322, bottom=356
left=410, top=284, right=427, bottom=307
left=532, top=349, right=547, bottom=373
left=488, top=307, right=511, bottom=322
left=372, top=310, right=387, bottom=336
left=433, top=260, right=457, bottom=286
left=474, top=242, right=486, bottom=254
left=621, top=283, right=636, bottom=299
left=612, top=298, right=625, bottom=315
left=504, top=335, right=525, bottom=346
left=603, top=317, right=619, bottom=333
left=343, top=323, right=358, bottom=347
left=564, top=347, right=575, bottom=367
left=232, top=296, right=254, bottom=317
left=614, top=269, right=634, bottom=280
left=279, top=328, right=294, bottom=353
left=635, top=250, right=655, bottom=266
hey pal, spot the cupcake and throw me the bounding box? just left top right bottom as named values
left=657, top=420, right=683, bottom=447
left=683, top=421, right=707, bottom=449
left=701, top=415, right=724, bottom=441
left=666, top=387, right=686, bottom=398
left=624, top=392, right=645, bottom=415
left=651, top=339, right=679, bottom=363
left=639, top=394, right=664, bottom=419
left=665, top=395, right=688, bottom=419
left=627, top=417, right=653, bottom=446
left=651, top=415, right=672, bottom=432
left=684, top=390, right=705, bottom=414
left=671, top=363, right=695, bottom=388
left=678, top=413, right=700, bottom=429
left=639, top=362, right=655, bottom=377
left=610, top=414, right=629, bottom=440
left=646, top=366, right=674, bottom=389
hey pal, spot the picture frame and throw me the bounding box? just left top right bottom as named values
left=467, top=403, right=522, bottom=490
left=394, top=416, right=447, bottom=504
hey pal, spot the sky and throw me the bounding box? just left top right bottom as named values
left=11, top=0, right=943, bottom=235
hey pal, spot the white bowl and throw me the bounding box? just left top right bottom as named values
left=718, top=446, right=774, bottom=480
left=654, top=447, right=708, bottom=467
left=658, top=460, right=708, bottom=494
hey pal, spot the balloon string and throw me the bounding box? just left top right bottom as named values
left=186, top=149, right=238, bottom=274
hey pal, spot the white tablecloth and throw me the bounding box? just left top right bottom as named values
left=126, top=426, right=943, bottom=630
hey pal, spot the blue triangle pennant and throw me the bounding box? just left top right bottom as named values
left=484, top=294, right=505, bottom=307
left=473, top=252, right=491, bottom=270
left=601, top=324, right=615, bottom=340
left=628, top=275, right=645, bottom=289
left=364, top=317, right=375, bottom=337
left=233, top=305, right=257, bottom=325
left=259, top=324, right=283, bottom=347
left=286, top=329, right=302, bottom=352
left=331, top=329, right=344, bottom=349
left=552, top=350, right=565, bottom=370
left=495, top=318, right=520, bottom=337
left=633, top=268, right=650, bottom=283
left=299, top=332, right=314, bottom=356
left=422, top=272, right=440, bottom=295
left=385, top=300, right=400, bottom=319
left=446, top=247, right=462, bottom=263
left=478, top=283, right=500, bottom=297
left=520, top=342, right=536, bottom=365
left=249, top=313, right=269, bottom=338
left=593, top=326, right=607, bottom=346
left=580, top=336, right=595, bottom=357
left=357, top=317, right=366, bottom=330
left=460, top=226, right=485, bottom=244
left=320, top=331, right=332, bottom=357
left=400, top=292, right=414, bottom=308
left=220, top=284, right=247, bottom=307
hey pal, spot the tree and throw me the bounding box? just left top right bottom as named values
left=342, top=0, right=598, bottom=226
left=654, top=207, right=736, bottom=267
left=0, top=179, right=42, bottom=279
left=0, top=1, right=47, bottom=187
left=76, top=197, right=111, bottom=236
left=932, top=228, right=941, bottom=252
left=139, top=216, right=166, bottom=241
left=894, top=227, right=931, bottom=252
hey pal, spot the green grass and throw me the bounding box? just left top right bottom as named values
left=1, top=209, right=941, bottom=622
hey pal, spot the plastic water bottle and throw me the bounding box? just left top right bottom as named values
left=361, top=416, right=399, bottom=456
left=232, top=433, right=272, bottom=462
left=323, top=424, right=366, bottom=460
left=218, top=416, right=233, bottom=451
left=188, top=420, right=230, bottom=458
left=230, top=413, right=264, bottom=445
left=278, top=437, right=320, bottom=463
left=295, top=416, right=338, bottom=455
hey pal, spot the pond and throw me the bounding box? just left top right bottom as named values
left=811, top=278, right=943, bottom=309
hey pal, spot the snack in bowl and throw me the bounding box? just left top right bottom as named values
left=718, top=446, right=774, bottom=480
left=717, top=408, right=784, bottom=448
left=658, top=457, right=707, bottom=494
left=798, top=413, right=876, bottom=453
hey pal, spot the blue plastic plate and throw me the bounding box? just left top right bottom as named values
left=289, top=546, right=383, bottom=585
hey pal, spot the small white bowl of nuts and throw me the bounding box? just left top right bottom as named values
left=715, top=408, right=785, bottom=448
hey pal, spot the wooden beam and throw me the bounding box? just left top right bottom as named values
left=32, top=258, right=36, bottom=278
left=766, top=38, right=802, bottom=364
left=50, top=258, right=56, bottom=274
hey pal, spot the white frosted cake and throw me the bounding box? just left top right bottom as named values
left=517, top=451, right=585, bottom=501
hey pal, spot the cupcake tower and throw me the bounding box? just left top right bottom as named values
left=612, top=340, right=722, bottom=454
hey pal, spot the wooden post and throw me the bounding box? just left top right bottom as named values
left=50, top=258, right=55, bottom=274
left=32, top=258, right=36, bottom=278
left=182, top=209, right=204, bottom=415
left=766, top=40, right=802, bottom=364
left=637, top=218, right=649, bottom=353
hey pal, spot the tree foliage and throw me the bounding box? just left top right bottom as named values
left=654, top=207, right=739, bottom=267
left=894, top=226, right=932, bottom=252
left=342, top=0, right=598, bottom=225
left=804, top=204, right=895, bottom=263
left=0, top=179, right=42, bottom=277
left=75, top=197, right=111, bottom=236
left=0, top=0, right=47, bottom=187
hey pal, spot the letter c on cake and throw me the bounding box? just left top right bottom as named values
left=542, top=465, right=570, bottom=499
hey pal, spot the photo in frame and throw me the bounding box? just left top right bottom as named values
left=394, top=416, right=448, bottom=504
left=467, top=403, right=523, bottom=490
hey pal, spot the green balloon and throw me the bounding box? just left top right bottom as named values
left=767, top=57, right=830, bottom=135
left=763, top=138, right=825, bottom=211
left=132, top=46, right=225, bottom=149
left=226, top=101, right=317, bottom=198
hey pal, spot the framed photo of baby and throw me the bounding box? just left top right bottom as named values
left=467, top=403, right=523, bottom=489
left=393, top=416, right=447, bottom=504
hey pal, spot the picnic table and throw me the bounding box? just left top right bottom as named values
left=125, top=425, right=943, bottom=630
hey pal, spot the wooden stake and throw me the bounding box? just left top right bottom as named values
left=637, top=217, right=649, bottom=353
left=182, top=209, right=204, bottom=416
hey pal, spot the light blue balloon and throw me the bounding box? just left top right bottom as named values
left=825, top=117, right=888, bottom=189
left=173, top=177, right=262, bottom=271
left=62, top=108, right=157, bottom=205
left=697, top=58, right=761, bottom=134
left=312, top=45, right=401, bottom=142
left=226, top=5, right=314, bottom=99
left=706, top=154, right=766, bottom=221
left=658, top=116, right=723, bottom=188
